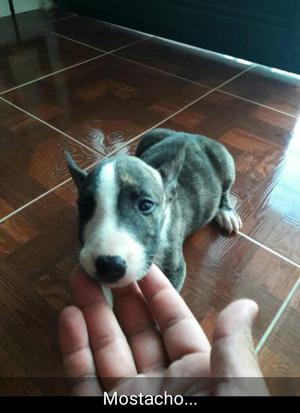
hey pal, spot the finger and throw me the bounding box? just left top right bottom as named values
left=70, top=266, right=138, bottom=388
left=163, top=353, right=211, bottom=395
left=211, top=299, right=260, bottom=376
left=113, top=283, right=169, bottom=373
left=211, top=299, right=269, bottom=396
left=59, top=306, right=102, bottom=396
left=139, top=264, right=211, bottom=361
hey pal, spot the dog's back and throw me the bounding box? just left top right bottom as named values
left=136, top=128, right=235, bottom=236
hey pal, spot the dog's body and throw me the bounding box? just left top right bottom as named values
left=67, top=128, right=242, bottom=296
left=135, top=128, right=241, bottom=289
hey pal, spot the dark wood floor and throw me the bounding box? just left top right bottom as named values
left=0, top=9, right=299, bottom=396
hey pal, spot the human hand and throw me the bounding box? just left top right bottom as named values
left=59, top=264, right=269, bottom=396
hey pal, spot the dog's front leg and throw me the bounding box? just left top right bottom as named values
left=162, top=246, right=186, bottom=292
left=171, top=254, right=186, bottom=292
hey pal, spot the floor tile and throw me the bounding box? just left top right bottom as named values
left=116, top=36, right=251, bottom=87
left=154, top=91, right=300, bottom=265
left=0, top=99, right=99, bottom=219
left=0, top=26, right=101, bottom=93
left=3, top=54, right=208, bottom=153
left=0, top=344, right=42, bottom=395
left=0, top=186, right=82, bottom=388
left=181, top=225, right=299, bottom=344
left=44, top=15, right=150, bottom=52
left=221, top=65, right=300, bottom=117
left=258, top=285, right=300, bottom=395
left=0, top=185, right=92, bottom=398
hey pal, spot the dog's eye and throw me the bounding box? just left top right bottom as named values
left=138, top=199, right=154, bottom=213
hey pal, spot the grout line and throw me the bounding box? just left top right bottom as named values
left=92, top=92, right=217, bottom=148
left=0, top=96, right=101, bottom=157
left=218, top=90, right=298, bottom=119
left=0, top=142, right=129, bottom=224
left=255, top=277, right=300, bottom=354
left=45, top=13, right=153, bottom=37
left=42, top=29, right=106, bottom=52
left=214, top=64, right=257, bottom=89
left=42, top=27, right=152, bottom=54
left=0, top=54, right=104, bottom=96
left=104, top=36, right=153, bottom=54
left=96, top=18, right=154, bottom=37
left=111, top=53, right=209, bottom=88
left=239, top=232, right=300, bottom=269
left=0, top=179, right=72, bottom=223
left=112, top=56, right=256, bottom=92
left=34, top=13, right=78, bottom=27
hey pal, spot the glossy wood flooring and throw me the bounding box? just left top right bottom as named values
left=0, top=10, right=299, bottom=396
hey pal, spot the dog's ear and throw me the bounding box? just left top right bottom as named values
left=65, top=151, right=87, bottom=191
left=158, top=142, right=186, bottom=201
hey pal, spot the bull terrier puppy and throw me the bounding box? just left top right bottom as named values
left=67, top=128, right=242, bottom=304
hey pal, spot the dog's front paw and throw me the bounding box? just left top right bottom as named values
left=215, top=208, right=242, bottom=234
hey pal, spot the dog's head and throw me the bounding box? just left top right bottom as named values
left=67, top=148, right=185, bottom=288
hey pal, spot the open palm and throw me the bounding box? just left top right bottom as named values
left=59, top=265, right=268, bottom=396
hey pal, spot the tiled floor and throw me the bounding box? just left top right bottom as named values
left=0, top=10, right=299, bottom=396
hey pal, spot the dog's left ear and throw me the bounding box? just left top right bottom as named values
left=65, top=151, right=87, bottom=191
left=158, top=142, right=186, bottom=201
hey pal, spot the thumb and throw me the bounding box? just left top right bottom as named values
left=210, top=299, right=269, bottom=396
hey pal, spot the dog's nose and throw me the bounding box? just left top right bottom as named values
left=95, top=255, right=127, bottom=281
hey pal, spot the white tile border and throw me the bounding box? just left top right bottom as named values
left=219, top=90, right=298, bottom=119
left=0, top=54, right=104, bottom=96
left=0, top=96, right=101, bottom=156
left=256, top=277, right=300, bottom=354
left=239, top=232, right=300, bottom=270
left=42, top=29, right=107, bottom=52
